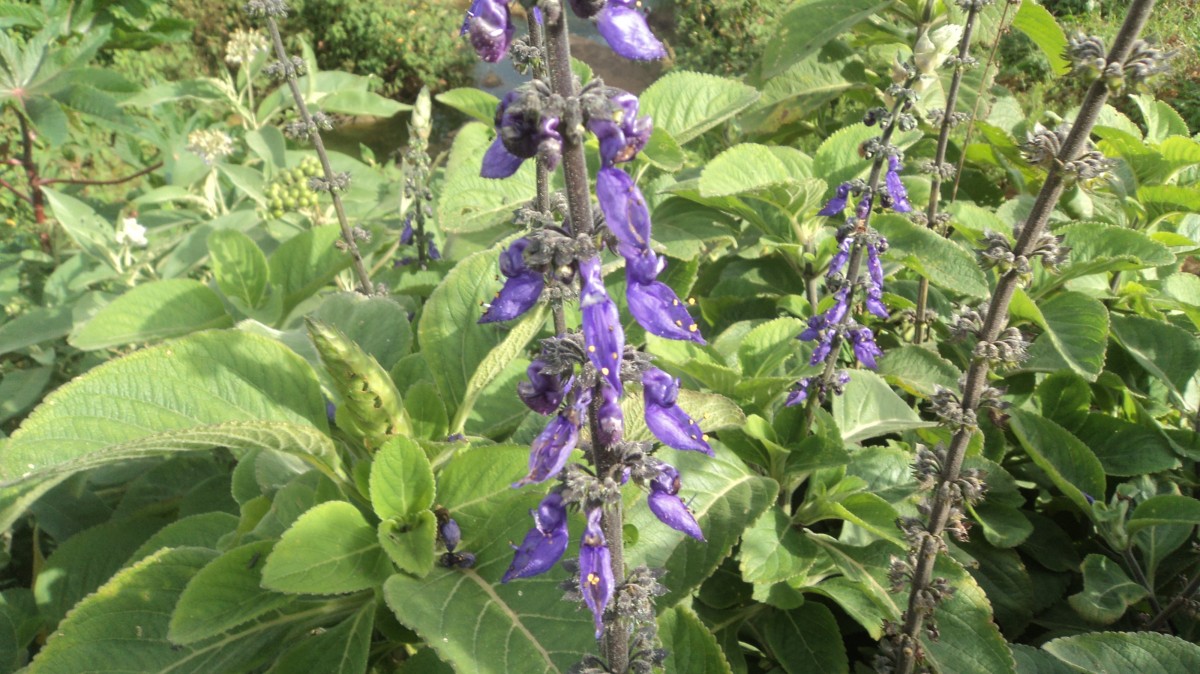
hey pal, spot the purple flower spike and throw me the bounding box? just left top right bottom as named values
left=502, top=491, right=569, bottom=582
left=827, top=237, right=852, bottom=279
left=624, top=249, right=705, bottom=344
left=579, top=508, right=615, bottom=638
left=885, top=156, right=912, bottom=213
left=596, top=168, right=652, bottom=251
left=849, top=326, right=883, bottom=369
left=479, top=238, right=545, bottom=323
left=818, top=183, right=852, bottom=216
left=856, top=195, right=873, bottom=220
left=463, top=0, right=514, bottom=63
left=400, top=216, right=414, bottom=245
left=785, top=378, right=811, bottom=407
left=580, top=257, right=626, bottom=394
left=513, top=413, right=580, bottom=487
left=865, top=285, right=889, bottom=319
left=643, top=368, right=713, bottom=455
left=648, top=464, right=704, bottom=541
left=597, top=1, right=667, bottom=61
left=588, top=91, right=652, bottom=167
left=518, top=359, right=571, bottom=415
left=596, top=382, right=624, bottom=446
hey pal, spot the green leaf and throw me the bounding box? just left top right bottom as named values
left=1127, top=495, right=1200, bottom=534
left=758, top=0, right=893, bottom=79
left=1110, top=314, right=1200, bottom=411
left=378, top=510, right=437, bottom=578
left=0, top=366, right=52, bottom=425
left=1009, top=409, right=1106, bottom=512
left=1012, top=644, right=1082, bottom=674
left=745, top=50, right=864, bottom=133
left=1055, top=222, right=1175, bottom=284
left=1021, top=291, right=1109, bottom=382
left=434, top=88, right=499, bottom=124
left=762, top=603, right=848, bottom=674
left=737, top=317, right=807, bottom=378
left=25, top=96, right=69, bottom=146
left=308, top=318, right=411, bottom=444
left=370, top=437, right=435, bottom=519
left=268, top=600, right=374, bottom=674
left=40, top=188, right=114, bottom=267
left=641, top=126, right=686, bottom=171
left=626, top=447, right=777, bottom=606
left=739, top=509, right=821, bottom=585
left=208, top=229, right=271, bottom=311
left=877, top=345, right=962, bottom=397
left=1043, top=632, right=1200, bottom=673
left=0, top=304, right=75, bottom=355
left=438, top=124, right=536, bottom=234
left=69, top=280, right=232, bottom=350
left=658, top=605, right=733, bottom=674
left=699, top=144, right=812, bottom=198
left=1073, top=413, right=1179, bottom=476
left=169, top=540, right=294, bottom=644
left=311, top=293, right=412, bottom=371
left=128, top=512, right=239, bottom=563
left=639, top=71, right=760, bottom=145
left=832, top=371, right=935, bottom=443
left=874, top=214, right=989, bottom=299
left=922, top=555, right=1017, bottom=674
left=268, top=226, right=353, bottom=318
left=454, top=304, right=547, bottom=434
left=262, top=501, right=393, bottom=595
left=1037, top=370, right=1092, bottom=431
left=1067, top=554, right=1149, bottom=624
left=318, top=90, right=410, bottom=117
left=1012, top=0, right=1070, bottom=76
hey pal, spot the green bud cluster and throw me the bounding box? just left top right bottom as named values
left=264, top=157, right=323, bottom=220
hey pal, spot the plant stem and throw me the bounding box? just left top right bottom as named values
left=527, top=8, right=567, bottom=335
left=16, top=113, right=50, bottom=254
left=264, top=16, right=374, bottom=294
left=913, top=2, right=981, bottom=345
left=1122, top=547, right=1166, bottom=616
left=544, top=3, right=627, bottom=669
left=38, top=161, right=163, bottom=187
left=893, top=4, right=1158, bottom=671
left=1147, top=565, right=1200, bottom=631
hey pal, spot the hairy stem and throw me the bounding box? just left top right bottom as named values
left=527, top=9, right=567, bottom=335
left=893, top=3, right=1158, bottom=671
left=264, top=16, right=374, bottom=294
left=913, top=2, right=981, bottom=344
left=544, top=3, right=627, bottom=669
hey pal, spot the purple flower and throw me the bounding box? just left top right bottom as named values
left=580, top=257, right=625, bottom=394
left=479, top=238, right=545, bottom=324
left=428, top=241, right=441, bottom=260
left=502, top=491, right=570, bottom=582
left=439, top=517, right=462, bottom=552
left=513, top=413, right=580, bottom=487
left=865, top=284, right=888, bottom=319
left=856, top=195, right=873, bottom=220
left=518, top=359, right=572, bottom=415
left=400, top=216, right=414, bottom=245
left=827, top=236, right=852, bottom=279
left=818, top=183, right=851, bottom=216
left=596, top=168, right=652, bottom=251
left=481, top=135, right=527, bottom=178
left=785, top=378, right=811, bottom=407
left=643, top=367, right=713, bottom=455
left=622, top=247, right=705, bottom=344
left=647, top=464, right=704, bottom=541
left=885, top=155, right=912, bottom=213
left=849, top=326, right=883, bottom=369
left=587, top=91, right=652, bottom=167
left=569, top=0, right=605, bottom=18
left=481, top=91, right=562, bottom=179
left=579, top=507, right=615, bottom=638
left=597, top=0, right=667, bottom=61
left=595, top=382, right=624, bottom=446
left=462, top=0, right=514, bottom=63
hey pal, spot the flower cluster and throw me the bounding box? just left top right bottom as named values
left=463, top=0, right=665, bottom=63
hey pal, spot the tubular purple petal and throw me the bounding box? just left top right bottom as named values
left=481, top=136, right=526, bottom=178
left=466, top=0, right=514, bottom=63
left=866, top=243, right=884, bottom=287
left=850, top=327, right=883, bottom=369
left=478, top=271, right=544, bottom=323
left=597, top=4, right=667, bottom=61
left=865, top=284, right=889, bottom=319
left=818, top=183, right=852, bottom=216
left=579, top=257, right=625, bottom=394
left=885, top=156, right=912, bottom=213
left=595, top=382, right=624, bottom=446
left=502, top=492, right=570, bottom=582
left=785, top=378, right=811, bottom=407
left=626, top=273, right=705, bottom=343
left=596, top=168, right=652, bottom=251
left=647, top=464, right=704, bottom=540
left=827, top=237, right=852, bottom=278
left=439, top=517, right=462, bottom=552
left=518, top=359, right=571, bottom=415
left=579, top=508, right=614, bottom=638
left=643, top=368, right=713, bottom=455
left=513, top=414, right=579, bottom=487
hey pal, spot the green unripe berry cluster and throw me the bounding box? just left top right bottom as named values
left=264, top=157, right=323, bottom=220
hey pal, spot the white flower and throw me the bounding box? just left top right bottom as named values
left=117, top=217, right=148, bottom=247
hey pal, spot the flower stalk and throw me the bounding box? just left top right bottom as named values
left=888, top=3, right=1159, bottom=671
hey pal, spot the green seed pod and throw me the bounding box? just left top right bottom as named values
left=271, top=208, right=285, bottom=219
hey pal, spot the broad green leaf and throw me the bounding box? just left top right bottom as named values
left=699, top=144, right=811, bottom=198
left=0, top=366, right=51, bottom=425
left=404, top=381, right=449, bottom=441
left=268, top=600, right=374, bottom=674
left=216, top=164, right=266, bottom=204
left=262, top=501, right=393, bottom=595
left=1021, top=291, right=1109, bottom=382
left=268, top=225, right=353, bottom=318
left=759, top=0, right=893, bottom=79
left=69, top=280, right=232, bottom=350
left=434, top=88, right=499, bottom=124
left=1127, top=495, right=1200, bottom=534
left=832, top=371, right=935, bottom=443
left=1055, top=222, right=1174, bottom=284
left=0, top=304, right=75, bottom=355
left=1067, top=554, right=1149, bottom=625
left=370, top=437, right=435, bottom=519
left=1043, top=632, right=1200, bottom=673
left=454, top=305, right=547, bottom=434
left=812, top=125, right=920, bottom=191
left=208, top=229, right=270, bottom=310
left=659, top=605, right=733, bottom=674
left=308, top=318, right=411, bottom=444
left=745, top=50, right=865, bottom=133
left=1073, top=413, right=1179, bottom=476
left=626, top=446, right=777, bottom=606
left=1009, top=409, right=1105, bottom=512
left=874, top=215, right=989, bottom=299
left=922, top=555, right=1016, bottom=674
left=970, top=502, right=1034, bottom=548
left=1110, top=314, right=1200, bottom=411
left=739, top=509, right=821, bottom=585
left=319, top=90, right=410, bottom=117
left=378, top=510, right=437, bottom=578
left=438, top=124, right=536, bottom=234
left=761, top=603, right=848, bottom=674
left=419, top=246, right=517, bottom=419
left=1012, top=0, right=1069, bottom=76
left=877, top=345, right=961, bottom=397
left=1011, top=644, right=1082, bottom=674
left=1132, top=94, right=1191, bottom=143
left=737, top=317, right=806, bottom=378
left=311, top=293, right=412, bottom=371
left=128, top=512, right=239, bottom=563
left=639, top=71, right=760, bottom=145
left=169, top=540, right=294, bottom=644
left=1037, top=370, right=1091, bottom=431
left=641, top=126, right=686, bottom=171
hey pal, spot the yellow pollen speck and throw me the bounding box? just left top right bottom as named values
left=672, top=299, right=679, bottom=306
left=690, top=434, right=698, bottom=439
left=702, top=434, right=710, bottom=441
left=688, top=298, right=696, bottom=306
left=689, top=324, right=698, bottom=332
left=588, top=345, right=596, bottom=353
left=587, top=572, right=600, bottom=586
left=601, top=367, right=610, bottom=376
left=674, top=320, right=683, bottom=327
left=612, top=352, right=619, bottom=360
